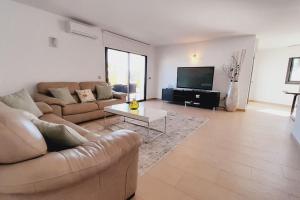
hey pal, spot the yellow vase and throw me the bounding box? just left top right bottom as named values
left=129, top=99, right=139, bottom=110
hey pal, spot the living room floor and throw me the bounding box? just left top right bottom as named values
left=85, top=100, right=300, bottom=200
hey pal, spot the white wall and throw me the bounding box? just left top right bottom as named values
left=250, top=46, right=300, bottom=105
left=0, top=0, right=104, bottom=95
left=155, top=36, right=256, bottom=109
left=0, top=0, right=157, bottom=99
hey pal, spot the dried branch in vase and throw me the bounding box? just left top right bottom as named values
left=223, top=49, right=246, bottom=82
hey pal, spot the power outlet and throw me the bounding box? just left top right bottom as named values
left=49, top=37, right=58, bottom=48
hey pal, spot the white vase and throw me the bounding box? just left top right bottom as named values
left=226, top=81, right=239, bottom=112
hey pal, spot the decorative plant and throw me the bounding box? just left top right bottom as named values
left=223, top=49, right=246, bottom=82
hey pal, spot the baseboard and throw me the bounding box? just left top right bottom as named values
left=146, top=98, right=159, bottom=100
left=249, top=100, right=290, bottom=107
left=237, top=108, right=246, bottom=112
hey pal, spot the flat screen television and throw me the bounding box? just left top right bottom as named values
left=177, top=67, right=214, bottom=90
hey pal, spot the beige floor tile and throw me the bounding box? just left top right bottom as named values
left=171, top=145, right=218, bottom=165
left=283, top=166, right=300, bottom=183
left=147, top=162, right=184, bottom=186
left=217, top=159, right=252, bottom=179
left=176, top=173, right=244, bottom=200
left=213, top=147, right=284, bottom=176
left=163, top=151, right=220, bottom=182
left=82, top=100, right=300, bottom=200
left=137, top=175, right=195, bottom=200
left=216, top=171, right=290, bottom=200
left=215, top=139, right=277, bottom=163
left=251, top=167, right=300, bottom=197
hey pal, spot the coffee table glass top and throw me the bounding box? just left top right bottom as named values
left=104, top=103, right=167, bottom=123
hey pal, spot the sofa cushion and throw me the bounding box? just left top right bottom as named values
left=22, top=112, right=88, bottom=151
left=63, top=110, right=105, bottom=124
left=0, top=89, right=43, bottom=117
left=35, top=102, right=53, bottom=114
left=96, top=98, right=123, bottom=109
left=37, top=82, right=80, bottom=95
left=71, top=94, right=80, bottom=103
left=49, top=87, right=77, bottom=105
left=76, top=89, right=96, bottom=103
left=0, top=102, right=47, bottom=164
left=40, top=113, right=90, bottom=136
left=63, top=102, right=99, bottom=115
left=39, top=123, right=88, bottom=151
left=96, top=85, right=113, bottom=100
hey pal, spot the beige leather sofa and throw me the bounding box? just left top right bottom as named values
left=34, top=81, right=127, bottom=124
left=0, top=101, right=142, bottom=200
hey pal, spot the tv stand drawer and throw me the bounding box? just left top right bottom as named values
left=162, top=88, right=220, bottom=110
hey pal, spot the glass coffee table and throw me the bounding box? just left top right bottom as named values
left=104, top=103, right=168, bottom=143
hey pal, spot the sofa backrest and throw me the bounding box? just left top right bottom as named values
left=37, top=82, right=108, bottom=101
left=0, top=102, right=47, bottom=164
left=79, top=81, right=108, bottom=92
left=37, top=82, right=80, bottom=95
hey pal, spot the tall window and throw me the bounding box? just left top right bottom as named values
left=105, top=48, right=147, bottom=101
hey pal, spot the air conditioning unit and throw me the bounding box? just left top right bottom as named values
left=66, top=20, right=99, bottom=39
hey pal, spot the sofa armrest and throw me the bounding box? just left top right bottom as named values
left=0, top=130, right=142, bottom=194
left=35, top=102, right=53, bottom=114
left=33, top=93, right=66, bottom=107
left=113, top=91, right=127, bottom=101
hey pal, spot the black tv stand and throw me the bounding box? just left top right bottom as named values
left=161, top=88, right=220, bottom=110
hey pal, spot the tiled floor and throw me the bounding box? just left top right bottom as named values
left=83, top=100, right=300, bottom=200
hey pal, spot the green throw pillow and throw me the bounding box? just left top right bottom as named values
left=0, top=89, right=43, bottom=117
left=21, top=111, right=88, bottom=151
left=49, top=87, right=77, bottom=105
left=96, top=85, right=113, bottom=100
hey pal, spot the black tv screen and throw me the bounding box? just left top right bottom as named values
left=177, top=67, right=214, bottom=90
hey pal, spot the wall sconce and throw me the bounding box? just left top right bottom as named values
left=190, top=53, right=200, bottom=64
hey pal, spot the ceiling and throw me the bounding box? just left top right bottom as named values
left=13, top=0, right=300, bottom=48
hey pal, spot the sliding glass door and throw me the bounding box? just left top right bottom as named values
left=105, top=48, right=147, bottom=101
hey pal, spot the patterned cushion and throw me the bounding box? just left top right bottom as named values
left=76, top=89, right=96, bottom=103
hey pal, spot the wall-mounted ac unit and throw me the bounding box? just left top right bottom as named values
left=66, top=20, right=99, bottom=39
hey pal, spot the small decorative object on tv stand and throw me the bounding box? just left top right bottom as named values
left=223, top=49, right=246, bottom=112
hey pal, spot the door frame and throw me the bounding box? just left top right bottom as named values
left=105, top=47, right=148, bottom=102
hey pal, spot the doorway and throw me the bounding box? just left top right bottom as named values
left=105, top=47, right=147, bottom=102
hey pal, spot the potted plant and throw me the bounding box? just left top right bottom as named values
left=223, top=49, right=246, bottom=112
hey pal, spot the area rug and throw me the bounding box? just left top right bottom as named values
left=93, top=112, right=208, bottom=175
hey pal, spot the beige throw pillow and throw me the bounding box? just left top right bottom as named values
left=96, top=85, right=113, bottom=100
left=22, top=112, right=88, bottom=151
left=49, top=87, right=77, bottom=105
left=76, top=89, right=96, bottom=103
left=0, top=89, right=43, bottom=117
left=37, top=122, right=88, bottom=151
left=21, top=111, right=88, bottom=151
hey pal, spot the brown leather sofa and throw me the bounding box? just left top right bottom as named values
left=34, top=81, right=127, bottom=124
left=0, top=101, right=142, bottom=200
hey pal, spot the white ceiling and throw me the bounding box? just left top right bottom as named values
left=13, top=0, right=300, bottom=48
